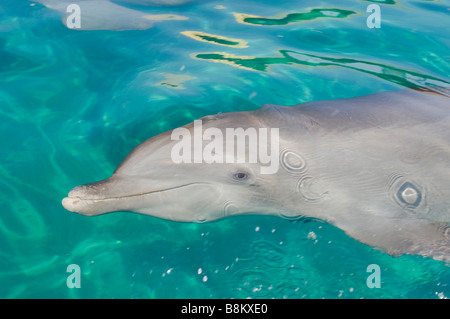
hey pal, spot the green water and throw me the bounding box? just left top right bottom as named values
left=0, top=0, right=449, bottom=298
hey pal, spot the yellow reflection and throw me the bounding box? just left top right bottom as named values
left=181, top=31, right=248, bottom=48
left=234, top=8, right=356, bottom=26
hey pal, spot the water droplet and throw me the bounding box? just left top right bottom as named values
left=397, top=182, right=421, bottom=207
left=307, top=231, right=317, bottom=240
left=280, top=150, right=307, bottom=173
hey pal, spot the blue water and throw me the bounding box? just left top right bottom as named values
left=1, top=0, right=449, bottom=298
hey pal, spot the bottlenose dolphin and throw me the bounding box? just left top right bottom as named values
left=62, top=88, right=450, bottom=262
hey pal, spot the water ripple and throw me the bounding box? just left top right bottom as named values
left=250, top=239, right=289, bottom=268
left=191, top=49, right=450, bottom=89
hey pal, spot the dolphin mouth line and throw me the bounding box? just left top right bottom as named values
left=68, top=182, right=208, bottom=202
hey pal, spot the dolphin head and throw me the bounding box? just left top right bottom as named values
left=62, top=111, right=287, bottom=222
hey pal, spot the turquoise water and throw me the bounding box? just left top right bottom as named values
left=1, top=0, right=449, bottom=299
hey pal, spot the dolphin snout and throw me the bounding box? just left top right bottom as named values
left=61, top=196, right=105, bottom=216
left=62, top=178, right=121, bottom=216
left=67, top=180, right=111, bottom=200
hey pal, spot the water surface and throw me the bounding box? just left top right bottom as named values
left=0, top=0, right=449, bottom=298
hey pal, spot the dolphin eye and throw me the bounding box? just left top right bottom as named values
left=233, top=172, right=249, bottom=181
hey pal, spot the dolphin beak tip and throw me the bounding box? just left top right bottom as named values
left=62, top=182, right=107, bottom=216
left=61, top=195, right=101, bottom=216
left=62, top=196, right=81, bottom=213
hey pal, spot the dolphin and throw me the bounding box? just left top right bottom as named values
left=62, top=88, right=450, bottom=262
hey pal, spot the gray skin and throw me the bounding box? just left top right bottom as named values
left=62, top=88, right=450, bottom=262
left=34, top=0, right=187, bottom=31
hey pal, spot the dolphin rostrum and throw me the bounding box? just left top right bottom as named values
left=62, top=88, right=450, bottom=262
